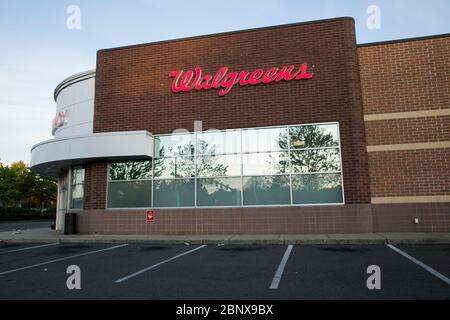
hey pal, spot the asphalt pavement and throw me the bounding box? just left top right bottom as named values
left=0, top=242, right=449, bottom=300
left=0, top=220, right=53, bottom=232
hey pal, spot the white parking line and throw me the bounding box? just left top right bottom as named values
left=115, top=245, right=207, bottom=283
left=387, top=244, right=450, bottom=286
left=4, top=243, right=58, bottom=253
left=270, top=245, right=293, bottom=289
left=0, top=244, right=128, bottom=276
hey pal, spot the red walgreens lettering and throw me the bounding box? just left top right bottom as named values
left=169, top=63, right=313, bottom=96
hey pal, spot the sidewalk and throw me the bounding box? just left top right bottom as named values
left=1, top=228, right=450, bottom=245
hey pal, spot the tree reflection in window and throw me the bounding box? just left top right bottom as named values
left=197, top=177, right=241, bottom=206
left=290, top=149, right=340, bottom=173
left=289, top=125, right=339, bottom=149
left=196, top=142, right=230, bottom=177
left=155, top=140, right=235, bottom=179
left=292, top=173, right=343, bottom=204
left=109, top=161, right=152, bottom=180
left=277, top=125, right=341, bottom=173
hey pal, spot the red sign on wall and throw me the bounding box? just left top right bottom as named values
left=146, top=210, right=155, bottom=223
left=169, top=63, right=313, bottom=96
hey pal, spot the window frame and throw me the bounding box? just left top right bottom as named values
left=69, top=166, right=85, bottom=210
left=105, top=121, right=345, bottom=210
left=106, top=161, right=153, bottom=209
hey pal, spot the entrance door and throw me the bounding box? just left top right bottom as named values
left=56, top=170, right=69, bottom=231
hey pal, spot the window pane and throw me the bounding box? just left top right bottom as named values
left=243, top=152, right=289, bottom=175
left=155, top=134, right=194, bottom=157
left=107, top=181, right=151, bottom=208
left=153, top=179, right=195, bottom=207
left=292, top=174, right=343, bottom=204
left=70, top=184, right=83, bottom=209
left=197, top=154, right=241, bottom=177
left=197, top=177, right=241, bottom=206
left=290, top=149, right=341, bottom=173
left=196, top=130, right=241, bottom=155
left=243, top=175, right=290, bottom=205
left=242, top=127, right=288, bottom=153
left=109, top=161, right=152, bottom=180
left=153, top=157, right=195, bottom=179
left=289, top=124, right=339, bottom=149
left=71, top=167, right=85, bottom=184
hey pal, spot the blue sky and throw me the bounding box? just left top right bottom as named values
left=1, top=0, right=449, bottom=165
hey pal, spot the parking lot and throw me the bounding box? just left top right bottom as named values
left=0, top=242, right=449, bottom=299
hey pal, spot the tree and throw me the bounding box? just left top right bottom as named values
left=0, top=161, right=57, bottom=210
left=0, top=164, right=22, bottom=207
left=29, top=174, right=57, bottom=210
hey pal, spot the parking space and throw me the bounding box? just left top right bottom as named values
left=396, top=245, right=450, bottom=280
left=279, top=245, right=450, bottom=299
left=0, top=243, right=449, bottom=299
left=116, top=245, right=287, bottom=299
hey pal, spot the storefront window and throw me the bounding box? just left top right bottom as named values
left=70, top=166, right=85, bottom=209
left=106, top=122, right=344, bottom=209
left=242, top=152, right=289, bottom=176
left=153, top=179, right=195, bottom=207
left=197, top=130, right=241, bottom=155
left=109, top=161, right=152, bottom=180
left=197, top=154, right=241, bottom=177
left=289, top=124, right=339, bottom=149
left=292, top=173, right=343, bottom=204
left=107, top=161, right=152, bottom=208
left=242, top=127, right=288, bottom=153
left=289, top=123, right=342, bottom=204
left=290, top=149, right=341, bottom=173
left=153, top=157, right=195, bottom=179
left=243, top=175, right=291, bottom=205
left=155, top=133, right=194, bottom=157
left=197, top=177, right=241, bottom=206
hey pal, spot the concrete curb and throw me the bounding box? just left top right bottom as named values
left=1, top=232, right=450, bottom=245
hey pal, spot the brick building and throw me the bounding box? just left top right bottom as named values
left=30, top=17, right=450, bottom=234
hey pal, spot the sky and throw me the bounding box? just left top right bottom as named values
left=0, top=0, right=449, bottom=166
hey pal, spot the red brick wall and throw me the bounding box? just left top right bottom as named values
left=78, top=21, right=450, bottom=235
left=76, top=205, right=373, bottom=235
left=83, top=162, right=107, bottom=210
left=92, top=18, right=370, bottom=207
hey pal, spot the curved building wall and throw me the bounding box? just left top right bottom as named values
left=30, top=70, right=154, bottom=231
left=54, top=70, right=96, bottom=138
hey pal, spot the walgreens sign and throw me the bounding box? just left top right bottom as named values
left=169, top=63, right=313, bottom=96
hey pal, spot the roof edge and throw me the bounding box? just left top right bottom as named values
left=54, top=69, right=96, bottom=102
left=358, top=32, right=450, bottom=48
left=98, top=17, right=355, bottom=53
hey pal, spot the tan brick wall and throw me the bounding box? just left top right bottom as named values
left=365, top=116, right=450, bottom=146
left=359, top=35, right=450, bottom=199
left=359, top=37, right=450, bottom=115
left=368, top=149, right=450, bottom=197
